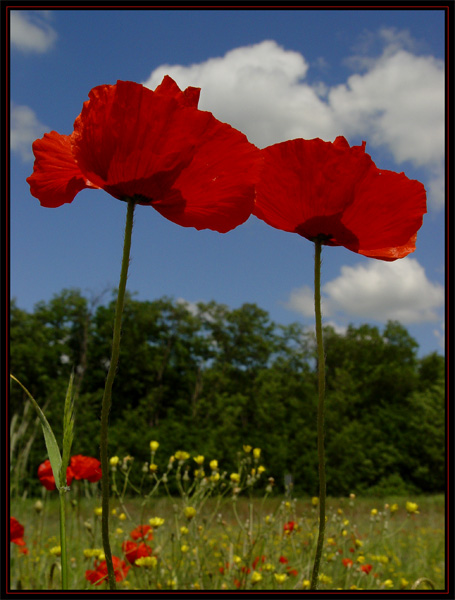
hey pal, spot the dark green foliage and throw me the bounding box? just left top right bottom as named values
left=9, top=289, right=445, bottom=497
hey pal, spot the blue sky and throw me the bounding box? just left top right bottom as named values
left=10, top=7, right=445, bottom=358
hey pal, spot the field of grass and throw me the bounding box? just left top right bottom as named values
left=10, top=484, right=445, bottom=591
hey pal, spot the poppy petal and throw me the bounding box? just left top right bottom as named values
left=153, top=119, right=261, bottom=232
left=71, top=80, right=204, bottom=199
left=26, top=132, right=98, bottom=207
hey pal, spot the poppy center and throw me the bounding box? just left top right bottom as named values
left=295, top=213, right=359, bottom=250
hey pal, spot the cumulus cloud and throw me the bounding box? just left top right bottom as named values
left=10, top=104, right=48, bottom=161
left=10, top=10, right=57, bottom=53
left=287, top=258, right=444, bottom=325
left=143, top=32, right=444, bottom=209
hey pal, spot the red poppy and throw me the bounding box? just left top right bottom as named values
left=252, top=555, right=266, bottom=570
left=279, top=555, right=289, bottom=564
left=10, top=517, right=26, bottom=546
left=122, top=540, right=153, bottom=565
left=85, top=555, right=130, bottom=585
left=27, top=76, right=261, bottom=233
left=70, top=455, right=102, bottom=483
left=361, top=563, right=373, bottom=574
left=253, top=136, right=426, bottom=260
left=286, top=567, right=298, bottom=577
left=38, top=459, right=74, bottom=491
left=342, top=558, right=354, bottom=568
left=283, top=520, right=296, bottom=533
left=130, top=524, right=153, bottom=541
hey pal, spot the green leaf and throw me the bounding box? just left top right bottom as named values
left=10, top=374, right=63, bottom=488
left=60, top=372, right=75, bottom=486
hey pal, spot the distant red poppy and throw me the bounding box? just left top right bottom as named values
left=85, top=555, right=130, bottom=585
left=130, top=524, right=153, bottom=541
left=10, top=517, right=26, bottom=546
left=37, top=459, right=74, bottom=491
left=361, top=563, right=373, bottom=574
left=27, top=76, right=261, bottom=233
left=253, top=136, right=426, bottom=260
left=279, top=555, right=289, bottom=564
left=252, top=555, right=266, bottom=570
left=70, top=455, right=102, bottom=483
left=122, top=540, right=153, bottom=565
left=342, top=558, right=354, bottom=568
left=283, top=520, right=296, bottom=533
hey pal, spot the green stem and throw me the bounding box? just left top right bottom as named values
left=58, top=489, right=68, bottom=589
left=310, top=239, right=326, bottom=590
left=100, top=199, right=136, bottom=590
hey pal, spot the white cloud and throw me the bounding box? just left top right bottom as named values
left=143, top=33, right=444, bottom=209
left=10, top=104, right=48, bottom=161
left=10, top=10, right=57, bottom=53
left=287, top=258, right=444, bottom=325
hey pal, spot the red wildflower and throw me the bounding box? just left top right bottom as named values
left=283, top=520, right=296, bottom=533
left=10, top=517, right=26, bottom=546
left=70, top=455, right=102, bottom=483
left=252, top=555, right=266, bottom=570
left=85, top=555, right=130, bottom=585
left=287, top=568, right=298, bottom=577
left=27, top=76, right=261, bottom=233
left=279, top=555, right=289, bottom=564
left=342, top=558, right=354, bottom=568
left=361, top=563, right=373, bottom=574
left=122, top=540, right=153, bottom=565
left=130, top=524, right=153, bottom=541
left=37, top=459, right=74, bottom=491
left=253, top=136, right=426, bottom=260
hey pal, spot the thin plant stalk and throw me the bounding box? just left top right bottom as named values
left=100, top=198, right=136, bottom=590
left=310, top=239, right=327, bottom=590
left=58, top=490, right=68, bottom=588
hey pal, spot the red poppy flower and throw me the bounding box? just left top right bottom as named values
left=122, top=540, right=153, bottom=565
left=10, top=517, right=26, bottom=546
left=279, top=555, right=289, bottom=564
left=286, top=567, right=298, bottom=577
left=253, top=136, right=426, bottom=260
left=85, top=555, right=130, bottom=585
left=70, top=455, right=102, bottom=483
left=361, top=563, right=373, bottom=574
left=37, top=459, right=74, bottom=491
left=27, top=76, right=261, bottom=233
left=252, top=555, right=266, bottom=570
left=342, top=558, right=354, bottom=568
left=130, top=524, right=153, bottom=541
left=283, top=520, right=296, bottom=533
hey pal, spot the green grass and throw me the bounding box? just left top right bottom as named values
left=10, top=490, right=445, bottom=591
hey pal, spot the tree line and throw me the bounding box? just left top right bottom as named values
left=9, top=289, right=445, bottom=497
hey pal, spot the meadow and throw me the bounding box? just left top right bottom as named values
left=9, top=446, right=445, bottom=592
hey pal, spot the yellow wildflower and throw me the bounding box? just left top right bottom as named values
left=390, top=503, right=399, bottom=514
left=257, top=465, right=266, bottom=474
left=119, top=513, right=126, bottom=521
left=184, top=506, right=197, bottom=519
left=302, top=580, right=311, bottom=589
left=274, top=573, right=288, bottom=584
left=94, top=507, right=102, bottom=516
left=135, top=556, right=157, bottom=568
left=253, top=448, right=261, bottom=460
left=180, top=526, right=189, bottom=535
left=110, top=456, right=119, bottom=467
left=209, top=459, right=218, bottom=470
left=312, top=496, right=319, bottom=506
left=243, top=445, right=252, bottom=453
left=174, top=450, right=190, bottom=461
left=371, top=508, right=378, bottom=516
left=193, top=455, right=204, bottom=465
left=181, top=545, right=190, bottom=553
left=149, top=463, right=158, bottom=473
left=251, top=571, right=262, bottom=584
left=230, top=473, right=240, bottom=483
left=149, top=517, right=165, bottom=528
left=150, top=441, right=159, bottom=452
left=384, top=579, right=394, bottom=588
left=49, top=546, right=61, bottom=556
left=406, top=501, right=419, bottom=514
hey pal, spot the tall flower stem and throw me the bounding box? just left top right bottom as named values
left=310, top=239, right=327, bottom=590
left=58, top=489, right=68, bottom=588
left=100, top=198, right=136, bottom=590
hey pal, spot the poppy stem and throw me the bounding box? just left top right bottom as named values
left=58, top=489, right=68, bottom=589
left=100, top=198, right=136, bottom=590
left=310, top=239, right=326, bottom=590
